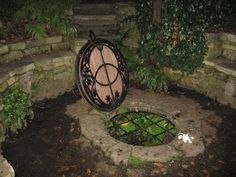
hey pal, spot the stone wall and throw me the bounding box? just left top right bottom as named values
left=205, top=32, right=236, bottom=61
left=164, top=33, right=236, bottom=109
left=116, top=2, right=139, bottom=49
left=0, top=36, right=71, bottom=64
left=0, top=36, right=87, bottom=177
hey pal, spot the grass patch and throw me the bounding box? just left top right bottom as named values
left=128, top=155, right=144, bottom=167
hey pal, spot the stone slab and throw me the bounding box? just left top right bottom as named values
left=221, top=32, right=236, bottom=44
left=44, top=36, right=63, bottom=44
left=106, top=142, right=133, bottom=165
left=174, top=141, right=205, bottom=157
left=0, top=45, right=9, bottom=55
left=52, top=42, right=70, bottom=50
left=1, top=51, right=23, bottom=63
left=23, top=45, right=51, bottom=56
left=8, top=42, right=26, bottom=51
left=132, top=145, right=179, bottom=162
left=223, top=49, right=236, bottom=61
left=0, top=155, right=15, bottom=177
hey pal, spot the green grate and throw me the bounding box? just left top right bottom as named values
left=106, top=111, right=177, bottom=146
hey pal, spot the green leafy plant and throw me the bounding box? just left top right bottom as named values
left=0, top=26, right=8, bottom=39
left=120, top=47, right=139, bottom=71
left=0, top=0, right=79, bottom=40
left=31, top=82, right=39, bottom=97
left=0, top=87, right=33, bottom=132
left=128, top=155, right=145, bottom=167
left=135, top=66, right=169, bottom=91
left=25, top=23, right=46, bottom=40
left=120, top=0, right=234, bottom=91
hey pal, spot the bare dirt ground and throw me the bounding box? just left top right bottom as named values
left=2, top=86, right=236, bottom=177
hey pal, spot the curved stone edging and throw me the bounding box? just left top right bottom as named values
left=0, top=154, right=15, bottom=177
left=66, top=88, right=205, bottom=165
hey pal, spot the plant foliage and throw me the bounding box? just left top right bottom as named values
left=0, top=0, right=78, bottom=39
left=120, top=0, right=234, bottom=91
left=128, top=155, right=144, bottom=167
left=0, top=88, right=33, bottom=132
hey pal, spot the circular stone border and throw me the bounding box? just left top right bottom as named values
left=66, top=88, right=205, bottom=165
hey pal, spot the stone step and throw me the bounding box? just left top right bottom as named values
left=78, top=35, right=117, bottom=41
left=76, top=25, right=119, bottom=36
left=73, top=15, right=117, bottom=26
left=222, top=49, right=236, bottom=61
left=0, top=50, right=75, bottom=77
left=73, top=3, right=116, bottom=15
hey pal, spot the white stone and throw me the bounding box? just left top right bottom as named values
left=224, top=79, right=235, bottom=97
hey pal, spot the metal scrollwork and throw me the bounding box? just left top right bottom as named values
left=75, top=32, right=129, bottom=111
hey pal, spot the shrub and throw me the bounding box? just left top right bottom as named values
left=0, top=88, right=33, bottom=132
left=0, top=0, right=79, bottom=39
left=120, top=0, right=234, bottom=91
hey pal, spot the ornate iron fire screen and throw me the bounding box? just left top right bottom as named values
left=75, top=31, right=129, bottom=111
left=107, top=111, right=177, bottom=146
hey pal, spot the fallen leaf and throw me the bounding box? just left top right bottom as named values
left=87, top=168, right=92, bottom=175
left=218, top=160, right=225, bottom=164
left=154, top=161, right=165, bottom=168
left=121, top=122, right=129, bottom=126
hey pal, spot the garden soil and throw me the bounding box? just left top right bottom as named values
left=2, top=86, right=236, bottom=177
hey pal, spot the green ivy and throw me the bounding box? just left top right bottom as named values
left=135, top=66, right=169, bottom=91
left=0, top=88, right=33, bottom=132
left=120, top=0, right=233, bottom=91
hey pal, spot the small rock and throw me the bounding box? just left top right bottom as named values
left=212, top=166, right=220, bottom=171
left=218, top=160, right=225, bottom=164
left=208, top=154, right=214, bottom=159
left=231, top=157, right=236, bottom=162
left=154, top=161, right=165, bottom=168
left=151, top=169, right=160, bottom=176
left=201, top=169, right=209, bottom=174
left=190, top=161, right=195, bottom=165
left=177, top=172, right=184, bottom=177
left=87, top=168, right=92, bottom=175
left=160, top=167, right=167, bottom=174
left=182, top=164, right=188, bottom=169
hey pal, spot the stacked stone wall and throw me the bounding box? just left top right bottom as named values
left=0, top=36, right=71, bottom=64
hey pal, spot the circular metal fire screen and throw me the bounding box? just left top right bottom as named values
left=75, top=31, right=129, bottom=111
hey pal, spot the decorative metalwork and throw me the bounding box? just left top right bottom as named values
left=107, top=111, right=177, bottom=146
left=75, top=31, right=129, bottom=111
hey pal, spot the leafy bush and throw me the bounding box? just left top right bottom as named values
left=0, top=0, right=25, bottom=21
left=120, top=0, right=234, bottom=91
left=16, top=0, right=78, bottom=39
left=0, top=26, right=8, bottom=39
left=135, top=66, right=169, bottom=91
left=120, top=47, right=139, bottom=71
left=0, top=88, right=33, bottom=132
left=25, top=23, right=47, bottom=39
left=0, top=0, right=79, bottom=39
